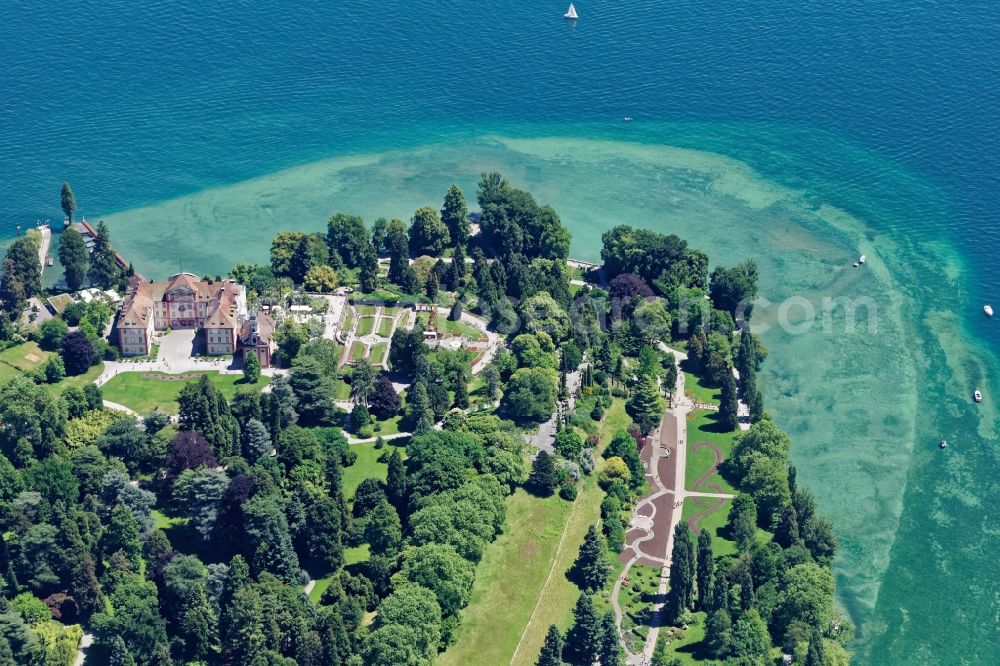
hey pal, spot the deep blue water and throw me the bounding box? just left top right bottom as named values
left=3, top=1, right=999, bottom=662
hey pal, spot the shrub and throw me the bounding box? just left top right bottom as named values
left=559, top=481, right=578, bottom=501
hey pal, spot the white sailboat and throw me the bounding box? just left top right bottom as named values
left=985, top=304, right=994, bottom=317
left=564, top=3, right=578, bottom=19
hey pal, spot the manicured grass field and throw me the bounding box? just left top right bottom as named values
left=376, top=317, right=395, bottom=337
left=684, top=371, right=721, bottom=405
left=0, top=341, right=52, bottom=371
left=357, top=305, right=378, bottom=316
left=437, top=318, right=484, bottom=340
left=655, top=610, right=717, bottom=665
left=0, top=362, right=21, bottom=384
left=345, top=543, right=370, bottom=566
left=369, top=342, right=388, bottom=365
left=101, top=371, right=268, bottom=414
left=684, top=409, right=738, bottom=495
left=356, top=317, right=375, bottom=336
left=331, top=377, right=352, bottom=400
left=681, top=496, right=737, bottom=557
left=350, top=343, right=367, bottom=361
left=449, top=399, right=629, bottom=666
left=341, top=441, right=404, bottom=501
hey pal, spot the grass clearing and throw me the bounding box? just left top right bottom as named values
left=46, top=363, right=104, bottom=397
left=0, top=341, right=52, bottom=371
left=685, top=410, right=738, bottom=495
left=356, top=317, right=375, bottom=336
left=657, top=610, right=719, bottom=665
left=350, top=342, right=367, bottom=361
left=437, top=318, right=484, bottom=340
left=0, top=363, right=21, bottom=384
left=438, top=489, right=573, bottom=666
left=683, top=371, right=721, bottom=405
left=342, top=441, right=405, bottom=501
left=331, top=376, right=352, bottom=400
left=357, top=305, right=378, bottom=316
left=101, top=371, right=268, bottom=414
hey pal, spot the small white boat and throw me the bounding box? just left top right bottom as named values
left=564, top=3, right=578, bottom=19
left=858, top=255, right=866, bottom=264
left=974, top=389, right=983, bottom=403
left=939, top=439, right=948, bottom=449
left=853, top=262, right=859, bottom=268
left=623, top=116, right=633, bottom=122
left=985, top=304, right=994, bottom=317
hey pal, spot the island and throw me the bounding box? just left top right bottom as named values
left=0, top=175, right=847, bottom=666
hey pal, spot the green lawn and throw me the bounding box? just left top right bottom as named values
left=370, top=342, right=388, bottom=365
left=376, top=317, right=395, bottom=337
left=308, top=576, right=334, bottom=604
left=438, top=490, right=574, bottom=666
left=331, top=377, right=352, bottom=400
left=356, top=317, right=375, bottom=336
left=357, top=305, right=378, bottom=316
left=508, top=399, right=629, bottom=666
left=341, top=441, right=405, bottom=501
left=437, top=318, right=484, bottom=340
left=350, top=342, right=367, bottom=361
left=681, top=496, right=737, bottom=558
left=101, top=371, right=269, bottom=414
left=0, top=341, right=52, bottom=371
left=345, top=543, right=370, bottom=566
left=46, top=363, right=104, bottom=397
left=0, top=362, right=21, bottom=384
left=685, top=410, right=738, bottom=495
left=656, top=611, right=720, bottom=665
left=683, top=371, right=721, bottom=405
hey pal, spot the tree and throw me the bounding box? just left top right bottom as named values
left=718, top=371, right=739, bottom=431
left=502, top=367, right=557, bottom=423
left=386, top=218, right=410, bottom=284
left=598, top=611, right=625, bottom=666
left=365, top=500, right=403, bottom=557
left=527, top=451, right=558, bottom=497
left=424, top=270, right=439, bottom=301
left=563, top=593, right=601, bottom=665
left=408, top=206, right=449, bottom=256
left=627, top=372, right=664, bottom=434
left=775, top=503, right=801, bottom=548
left=87, top=221, right=122, bottom=290
left=727, top=493, right=758, bottom=550
left=242, top=350, right=261, bottom=384
left=696, top=528, right=714, bottom=610
left=104, top=504, right=143, bottom=567
left=348, top=403, right=370, bottom=433
left=520, top=292, right=570, bottom=341
left=241, top=418, right=271, bottom=461
left=326, top=213, right=371, bottom=268
left=571, top=525, right=610, bottom=592
left=385, top=448, right=407, bottom=510
left=351, top=359, right=376, bottom=404
left=177, top=374, right=240, bottom=457
left=776, top=562, right=835, bottom=630
left=397, top=542, right=475, bottom=619
left=96, top=417, right=148, bottom=474
left=727, top=608, right=771, bottom=665
left=359, top=242, right=379, bottom=292
left=174, top=467, right=230, bottom=541
left=369, top=375, right=401, bottom=419
left=805, top=628, right=826, bottom=666
left=60, top=182, right=77, bottom=222
left=269, top=231, right=305, bottom=278
left=483, top=364, right=500, bottom=402
left=441, top=185, right=470, bottom=247
left=1, top=237, right=42, bottom=316
left=705, top=608, right=732, bottom=659
left=58, top=227, right=88, bottom=291
left=108, top=635, right=136, bottom=666
left=664, top=524, right=695, bottom=625
left=39, top=317, right=68, bottom=350
left=537, top=624, right=564, bottom=666
left=243, top=494, right=301, bottom=583
left=289, top=355, right=335, bottom=425
left=58, top=331, right=94, bottom=376
left=303, top=264, right=339, bottom=292
left=373, top=582, right=442, bottom=659
left=709, top=261, right=759, bottom=319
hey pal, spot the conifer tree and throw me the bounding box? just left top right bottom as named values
left=805, top=628, right=826, bottom=666
left=242, top=418, right=271, bottom=460
left=664, top=523, right=695, bottom=624
left=727, top=493, right=758, bottom=551
left=58, top=226, right=89, bottom=291
left=536, top=624, right=564, bottom=666
left=563, top=593, right=601, bottom=666
left=598, top=611, right=625, bottom=666
left=626, top=372, right=664, bottom=434
left=571, top=525, right=611, bottom=592
left=747, top=386, right=764, bottom=423
left=527, top=451, right=558, bottom=497
left=108, top=636, right=136, bottom=666
left=243, top=351, right=261, bottom=383
left=718, top=371, right=739, bottom=431
left=696, top=528, right=714, bottom=610
left=441, top=185, right=470, bottom=247
left=385, top=448, right=407, bottom=510
left=775, top=503, right=801, bottom=548
left=88, top=221, right=122, bottom=289
left=735, top=329, right=756, bottom=386
left=61, top=181, right=77, bottom=222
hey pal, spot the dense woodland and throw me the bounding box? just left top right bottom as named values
left=0, top=175, right=845, bottom=665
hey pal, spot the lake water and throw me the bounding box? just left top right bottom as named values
left=2, top=1, right=997, bottom=662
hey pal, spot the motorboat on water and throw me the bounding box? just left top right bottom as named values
left=940, top=439, right=948, bottom=449
left=564, top=3, right=578, bottom=19
left=859, top=254, right=866, bottom=264
left=985, top=304, right=994, bottom=317
left=974, top=389, right=983, bottom=403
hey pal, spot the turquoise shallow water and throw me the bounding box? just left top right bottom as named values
left=3, top=0, right=999, bottom=662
